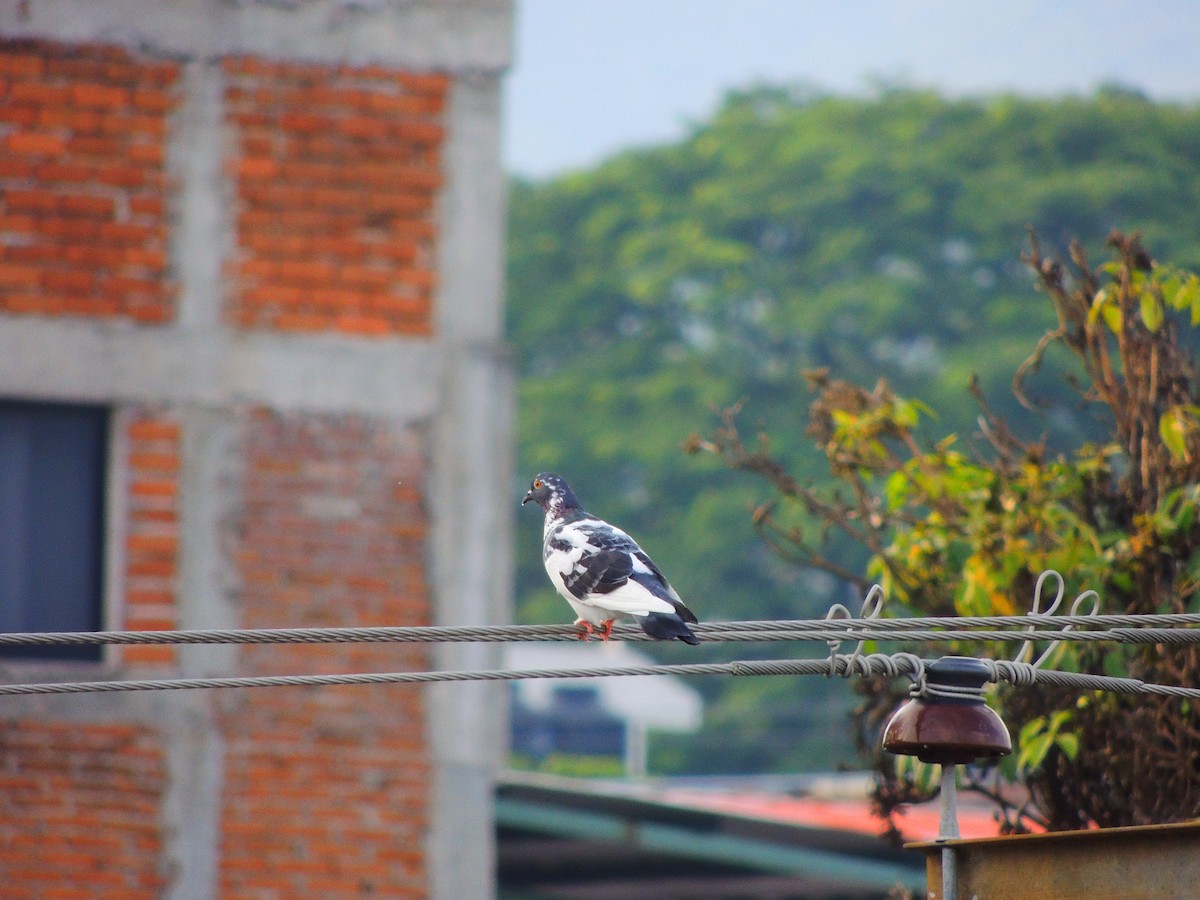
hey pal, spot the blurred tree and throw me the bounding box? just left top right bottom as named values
left=691, top=232, right=1200, bottom=830
left=508, top=85, right=1200, bottom=775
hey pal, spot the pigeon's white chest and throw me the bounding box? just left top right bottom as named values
left=542, top=524, right=587, bottom=591
left=542, top=525, right=609, bottom=624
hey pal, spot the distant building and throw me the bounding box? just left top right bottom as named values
left=0, top=2, right=513, bottom=897
left=496, top=771, right=928, bottom=899
left=506, top=643, right=704, bottom=777
left=512, top=684, right=628, bottom=762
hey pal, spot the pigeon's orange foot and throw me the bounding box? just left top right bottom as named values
left=598, top=619, right=616, bottom=641
left=573, top=619, right=595, bottom=642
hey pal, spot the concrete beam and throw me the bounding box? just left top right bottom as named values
left=0, top=320, right=439, bottom=418
left=0, top=0, right=514, bottom=72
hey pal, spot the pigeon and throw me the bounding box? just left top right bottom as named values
left=522, top=473, right=700, bottom=645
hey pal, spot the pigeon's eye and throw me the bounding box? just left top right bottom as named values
left=533, top=479, right=543, bottom=489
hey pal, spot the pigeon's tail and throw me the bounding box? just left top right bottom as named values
left=636, top=612, right=701, bottom=646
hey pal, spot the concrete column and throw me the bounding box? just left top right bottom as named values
left=427, top=70, right=513, bottom=900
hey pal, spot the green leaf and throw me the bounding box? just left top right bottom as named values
left=1160, top=408, right=1189, bottom=461
left=1056, top=732, right=1080, bottom=761
left=1018, top=731, right=1054, bottom=772
left=1183, top=277, right=1200, bottom=325
left=1089, top=285, right=1124, bottom=334
left=1087, top=285, right=1111, bottom=327
left=1100, top=299, right=1123, bottom=334
left=1140, top=291, right=1163, bottom=332
left=1018, top=716, right=1046, bottom=744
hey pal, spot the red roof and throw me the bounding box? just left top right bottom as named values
left=660, top=788, right=1014, bottom=841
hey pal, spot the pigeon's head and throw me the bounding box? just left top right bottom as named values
left=522, top=472, right=581, bottom=516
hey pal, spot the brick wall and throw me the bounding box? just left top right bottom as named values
left=121, top=412, right=182, bottom=667
left=224, top=58, right=445, bottom=337
left=0, top=27, right=461, bottom=897
left=219, top=410, right=431, bottom=896
left=0, top=40, right=178, bottom=322
left=0, top=721, right=168, bottom=899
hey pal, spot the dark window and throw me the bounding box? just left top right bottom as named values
left=0, top=401, right=107, bottom=661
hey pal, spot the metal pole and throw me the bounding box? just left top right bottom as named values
left=938, top=764, right=959, bottom=900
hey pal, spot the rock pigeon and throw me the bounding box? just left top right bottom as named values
left=522, top=473, right=700, bottom=645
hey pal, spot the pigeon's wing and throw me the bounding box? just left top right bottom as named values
left=562, top=548, right=632, bottom=600
left=620, top=542, right=697, bottom=623
left=630, top=549, right=682, bottom=599
left=577, top=520, right=637, bottom=553
left=577, top=520, right=699, bottom=621
left=630, top=554, right=698, bottom=622
left=554, top=518, right=695, bottom=619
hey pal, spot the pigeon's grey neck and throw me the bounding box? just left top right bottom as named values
left=542, top=497, right=585, bottom=536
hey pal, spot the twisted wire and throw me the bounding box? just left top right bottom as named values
left=0, top=616, right=1199, bottom=647
left=2, top=651, right=1197, bottom=700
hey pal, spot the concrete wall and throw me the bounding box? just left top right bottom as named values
left=0, top=2, right=512, bottom=896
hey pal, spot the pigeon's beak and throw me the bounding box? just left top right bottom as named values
left=521, top=490, right=533, bottom=506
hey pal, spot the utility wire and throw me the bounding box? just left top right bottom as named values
left=1, top=652, right=1198, bottom=700
left=1, top=615, right=1199, bottom=647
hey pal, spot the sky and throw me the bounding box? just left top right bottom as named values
left=503, top=0, right=1200, bottom=179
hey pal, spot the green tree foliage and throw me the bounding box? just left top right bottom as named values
left=697, top=232, right=1200, bottom=830
left=507, top=85, right=1200, bottom=776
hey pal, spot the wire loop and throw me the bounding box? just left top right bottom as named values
left=1015, top=570, right=1103, bottom=669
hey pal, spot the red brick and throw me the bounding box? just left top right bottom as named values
left=0, top=159, right=34, bottom=179
left=129, top=196, right=165, bottom=217
left=0, top=264, right=40, bottom=286
left=128, top=420, right=180, bottom=441
left=340, top=266, right=391, bottom=290
left=98, top=113, right=164, bottom=138
left=130, top=479, right=178, bottom=498
left=40, top=270, right=95, bottom=293
left=64, top=297, right=121, bottom=317
left=66, top=135, right=122, bottom=156
left=371, top=295, right=430, bottom=318
left=70, top=82, right=130, bottom=109
left=93, top=165, right=147, bottom=188
left=244, top=284, right=307, bottom=308
left=361, top=88, right=441, bottom=116
left=337, top=115, right=389, bottom=140
left=127, top=560, right=175, bottom=578
left=236, top=156, right=279, bottom=179
left=395, top=319, right=433, bottom=337
left=272, top=313, right=328, bottom=332
left=392, top=121, right=444, bottom=145
left=127, top=143, right=164, bottom=165
left=5, top=131, right=66, bottom=156
left=33, top=161, right=94, bottom=183
left=396, top=71, right=450, bottom=95
left=62, top=110, right=102, bottom=134
left=42, top=219, right=100, bottom=243
left=132, top=88, right=173, bottom=113
left=278, top=111, right=333, bottom=133
left=3, top=190, right=58, bottom=213
left=393, top=268, right=437, bottom=290
left=0, top=53, right=44, bottom=77
left=123, top=248, right=168, bottom=270
left=106, top=274, right=160, bottom=295
left=8, top=81, right=68, bottom=105
left=0, top=106, right=37, bottom=127
left=127, top=534, right=177, bottom=554
left=334, top=315, right=391, bottom=336
left=0, top=213, right=35, bottom=234
left=59, top=194, right=116, bottom=218
left=125, top=304, right=172, bottom=324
